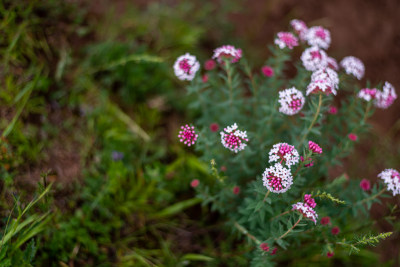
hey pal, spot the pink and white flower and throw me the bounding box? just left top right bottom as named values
left=278, top=87, right=305, bottom=115
left=290, top=19, right=308, bottom=41
left=375, top=82, right=397, bottom=109
left=220, top=123, right=248, bottom=153
left=340, top=56, right=365, bottom=80
left=268, top=143, right=300, bottom=168
left=311, top=68, right=339, bottom=90
left=173, top=53, right=200, bottom=81
left=358, top=88, right=378, bottom=102
left=274, top=32, right=299, bottom=49
left=301, top=46, right=328, bottom=72
left=303, top=194, right=316, bottom=208
left=327, top=57, right=339, bottom=71
left=305, top=26, right=331, bottom=50
left=306, top=79, right=336, bottom=96
left=178, top=124, right=198, bottom=146
left=308, top=141, right=322, bottom=154
left=378, top=168, right=400, bottom=196
left=262, top=163, right=293, bottom=193
left=292, top=202, right=318, bottom=224
left=212, top=45, right=242, bottom=63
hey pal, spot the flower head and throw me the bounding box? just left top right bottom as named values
left=178, top=124, right=198, bottom=146
left=290, top=19, right=308, bottom=41
left=327, top=251, right=334, bottom=258
left=210, top=123, right=219, bottom=132
left=261, top=66, right=274, bottom=77
left=360, top=179, right=371, bottom=191
left=304, top=194, right=316, bottom=208
left=311, top=68, right=339, bottom=90
left=271, top=247, right=278, bottom=255
left=260, top=243, right=270, bottom=252
left=268, top=143, right=300, bottom=168
left=190, top=179, right=200, bottom=188
left=173, top=53, right=200, bottom=81
left=308, top=141, right=322, bottom=154
left=204, top=59, right=216, bottom=70
left=374, top=82, right=397, bottom=109
left=212, top=45, right=242, bottom=63
left=262, top=163, right=293, bottom=193
left=328, top=106, right=338, bottom=114
left=306, top=79, right=336, bottom=96
left=340, top=56, right=365, bottom=80
left=358, top=88, right=378, bottom=102
left=331, top=226, right=340, bottom=235
left=278, top=87, right=305, bottom=115
left=301, top=46, right=328, bottom=72
left=378, top=169, right=400, bottom=196
left=305, top=26, right=331, bottom=50
left=327, top=57, right=339, bottom=71
left=320, top=216, right=331, bottom=225
left=292, top=202, right=318, bottom=224
left=220, top=123, right=248, bottom=153
left=275, top=32, right=299, bottom=49
left=348, top=133, right=358, bottom=141
left=233, top=186, right=240, bottom=195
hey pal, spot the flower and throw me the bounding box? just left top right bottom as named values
left=278, top=87, right=305, bottom=115
left=348, top=133, right=358, bottom=141
left=358, top=88, right=378, bottom=102
left=111, top=151, right=124, bottom=161
left=328, top=106, right=338, bottom=114
left=327, top=251, right=334, bottom=258
left=190, top=179, right=200, bottom=188
left=301, top=156, right=314, bottom=167
left=260, top=243, right=270, bottom=252
left=378, top=169, right=400, bottom=196
left=261, top=66, right=274, bottom=77
left=173, top=53, right=200, bottom=81
left=233, top=186, right=240, bottom=195
left=311, top=68, right=339, bottom=90
left=331, top=226, right=340, bottom=235
left=178, top=124, right=199, bottom=146
left=292, top=202, right=318, bottom=224
left=320, top=216, right=331, bottom=225
left=220, top=165, right=227, bottom=172
left=301, top=46, right=328, bottom=72
left=305, top=26, right=331, bottom=50
left=212, top=45, right=242, bottom=63
left=268, top=143, right=300, bottom=168
left=327, top=57, right=339, bottom=70
left=306, top=79, right=336, bottom=96
left=304, top=194, right=316, bottom=208
left=290, top=19, right=308, bottom=41
left=204, top=59, right=216, bottom=70
left=308, top=141, right=322, bottom=154
left=210, top=123, right=219, bottom=132
left=220, top=123, right=249, bottom=153
left=274, top=32, right=299, bottom=49
left=262, top=163, right=293, bottom=193
left=271, top=247, right=278, bottom=255
left=340, top=56, right=365, bottom=80
left=374, top=82, right=397, bottom=109
left=360, top=179, right=371, bottom=191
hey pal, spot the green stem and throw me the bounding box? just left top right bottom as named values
left=355, top=187, right=386, bottom=206
left=270, top=210, right=291, bottom=221
left=276, top=214, right=303, bottom=240
left=263, top=190, right=270, bottom=202
left=299, top=94, right=322, bottom=146
left=234, top=222, right=261, bottom=244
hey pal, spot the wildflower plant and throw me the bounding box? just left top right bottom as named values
left=175, top=20, right=397, bottom=265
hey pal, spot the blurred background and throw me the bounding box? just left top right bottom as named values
left=0, top=0, right=399, bottom=266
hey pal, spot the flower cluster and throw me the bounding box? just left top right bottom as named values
left=340, top=56, right=365, bottom=80
left=220, top=123, right=249, bottom=153
left=301, top=46, right=328, bottom=72
left=292, top=194, right=318, bottom=224
left=178, top=125, right=198, bottom=146
left=358, top=82, right=397, bottom=109
left=378, top=169, right=400, bottom=196
left=290, top=19, right=308, bottom=41
left=305, top=26, right=331, bottom=50
left=262, top=163, right=293, bottom=193
left=308, top=141, right=322, bottom=154
left=275, top=32, right=299, bottom=50
left=278, top=87, right=305, bottom=115
left=212, top=45, right=242, bottom=63
left=268, top=143, right=300, bottom=167
left=173, top=53, right=200, bottom=81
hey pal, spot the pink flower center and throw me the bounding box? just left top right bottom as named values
left=315, top=29, right=327, bottom=40
left=311, top=51, right=322, bottom=60
left=289, top=96, right=302, bottom=111
left=179, top=59, right=192, bottom=74
left=392, top=171, right=400, bottom=182
left=279, top=33, right=298, bottom=48
left=223, top=131, right=247, bottom=149
left=267, top=173, right=284, bottom=191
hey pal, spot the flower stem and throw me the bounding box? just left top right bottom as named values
left=234, top=221, right=261, bottom=244
left=263, top=190, right=270, bottom=202
left=276, top=214, right=303, bottom=240
left=299, top=94, right=322, bottom=146
left=355, top=187, right=386, bottom=206
left=270, top=210, right=291, bottom=221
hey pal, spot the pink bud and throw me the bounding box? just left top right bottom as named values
left=210, top=123, right=219, bottom=132
left=233, top=186, right=240, bottom=195
left=360, top=179, right=371, bottom=191
left=261, top=66, right=274, bottom=77
left=204, top=59, right=216, bottom=70
left=320, top=216, right=331, bottom=225
left=348, top=133, right=358, bottom=141
left=190, top=179, right=200, bottom=188
left=331, top=226, right=340, bottom=235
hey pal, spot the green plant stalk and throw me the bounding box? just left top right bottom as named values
left=276, top=214, right=303, bottom=240
left=234, top=222, right=261, bottom=244
left=355, top=187, right=386, bottom=206
left=299, top=94, right=323, bottom=146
